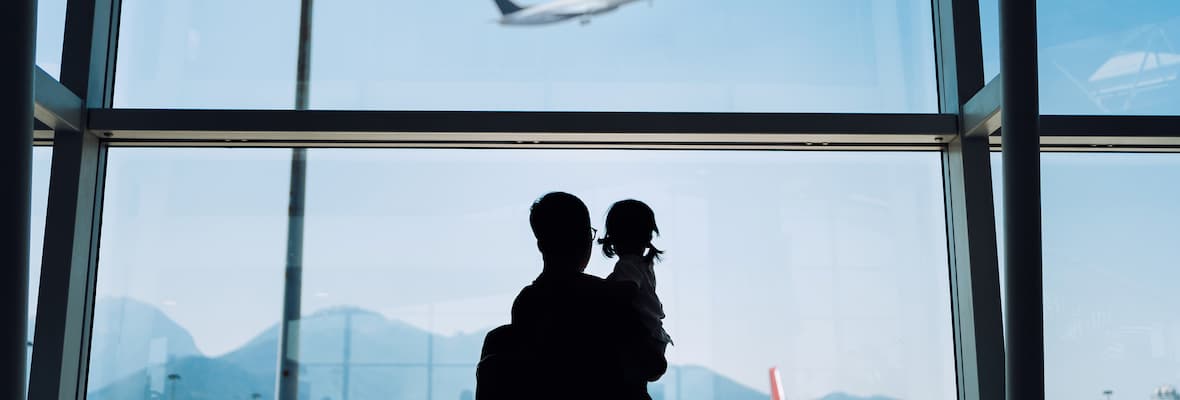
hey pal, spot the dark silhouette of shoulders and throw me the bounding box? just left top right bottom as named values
left=505, top=272, right=662, bottom=400
left=512, top=272, right=635, bottom=321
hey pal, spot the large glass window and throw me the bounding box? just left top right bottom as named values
left=28, top=147, right=53, bottom=384
left=113, top=0, right=300, bottom=109
left=993, top=153, right=1180, bottom=399
left=116, top=0, right=938, bottom=112
left=979, top=0, right=1000, bottom=83
left=89, top=147, right=954, bottom=400
left=980, top=0, right=1180, bottom=115
left=36, top=0, right=67, bottom=79
left=89, top=149, right=291, bottom=399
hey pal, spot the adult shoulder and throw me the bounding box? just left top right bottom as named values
left=576, top=274, right=638, bottom=309
left=509, top=283, right=542, bottom=323
left=575, top=273, right=636, bottom=293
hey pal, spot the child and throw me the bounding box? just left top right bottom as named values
left=600, top=199, right=673, bottom=351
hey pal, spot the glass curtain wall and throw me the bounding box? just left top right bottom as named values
left=113, top=0, right=938, bottom=112
left=27, top=147, right=53, bottom=386
left=88, top=148, right=956, bottom=400
left=980, top=0, right=1180, bottom=115
left=35, top=0, right=67, bottom=79
left=993, top=153, right=1180, bottom=399
left=54, top=0, right=1180, bottom=399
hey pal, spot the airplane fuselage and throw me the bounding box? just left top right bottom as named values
left=499, top=0, right=640, bottom=25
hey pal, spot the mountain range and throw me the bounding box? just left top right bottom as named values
left=74, top=297, right=898, bottom=400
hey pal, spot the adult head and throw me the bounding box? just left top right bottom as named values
left=529, top=192, right=594, bottom=274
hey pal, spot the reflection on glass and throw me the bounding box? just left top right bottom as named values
left=982, top=0, right=1180, bottom=114
left=979, top=0, right=999, bottom=82
left=36, top=0, right=67, bottom=79
left=993, top=153, right=1180, bottom=399
left=308, top=0, right=937, bottom=112
left=114, top=0, right=300, bottom=108
left=89, top=149, right=291, bottom=399
left=1040, top=0, right=1180, bottom=115
left=89, top=148, right=954, bottom=399
left=115, top=0, right=937, bottom=112
left=27, top=147, right=53, bottom=385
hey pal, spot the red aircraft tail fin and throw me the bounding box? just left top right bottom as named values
left=769, top=366, right=785, bottom=400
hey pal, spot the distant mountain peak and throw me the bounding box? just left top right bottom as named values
left=818, top=392, right=900, bottom=400
left=86, top=296, right=202, bottom=392
left=83, top=300, right=899, bottom=400
left=306, top=305, right=385, bottom=319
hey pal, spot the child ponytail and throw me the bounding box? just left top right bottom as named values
left=598, top=235, right=618, bottom=259
left=645, top=243, right=664, bottom=263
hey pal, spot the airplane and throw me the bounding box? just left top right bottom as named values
left=493, top=0, right=644, bottom=26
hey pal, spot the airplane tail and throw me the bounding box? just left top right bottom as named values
left=769, top=367, right=786, bottom=400
left=493, top=0, right=523, bottom=15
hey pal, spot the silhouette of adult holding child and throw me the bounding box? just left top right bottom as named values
left=476, top=192, right=668, bottom=400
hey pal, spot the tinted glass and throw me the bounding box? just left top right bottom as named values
left=89, top=148, right=955, bottom=399
left=981, top=0, right=1180, bottom=115
left=296, top=149, right=954, bottom=399
left=113, top=0, right=299, bottom=108
left=89, top=149, right=290, bottom=398
left=116, top=0, right=938, bottom=112
left=979, top=0, right=1000, bottom=82
left=993, top=153, right=1180, bottom=398
left=27, top=147, right=52, bottom=384
left=36, top=0, right=67, bottom=79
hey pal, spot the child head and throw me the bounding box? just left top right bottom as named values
left=599, top=199, right=664, bottom=263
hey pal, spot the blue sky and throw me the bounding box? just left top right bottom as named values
left=107, top=0, right=938, bottom=112
left=27, top=0, right=1180, bottom=399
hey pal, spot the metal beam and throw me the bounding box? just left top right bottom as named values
left=29, top=0, right=120, bottom=397
left=999, top=0, right=1044, bottom=398
left=933, top=0, right=984, bottom=113
left=962, top=76, right=1002, bottom=138
left=1041, top=115, right=1180, bottom=137
left=942, top=136, right=1005, bottom=400
left=86, top=109, right=1180, bottom=148
left=277, top=0, right=315, bottom=398
left=28, top=132, right=106, bottom=400
left=1, top=0, right=36, bottom=397
left=85, top=109, right=959, bottom=144
left=984, top=115, right=1180, bottom=148
left=59, top=0, right=121, bottom=107
left=933, top=0, right=1006, bottom=398
left=34, top=67, right=84, bottom=132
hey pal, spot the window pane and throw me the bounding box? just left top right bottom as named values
left=979, top=0, right=1000, bottom=83
left=27, top=147, right=53, bottom=385
left=88, top=149, right=291, bottom=399
left=113, top=0, right=300, bottom=108
left=115, top=0, right=938, bottom=112
left=982, top=0, right=1180, bottom=115
left=1041, top=0, right=1180, bottom=115
left=993, top=153, right=1180, bottom=398
left=89, top=147, right=954, bottom=399
left=298, top=149, right=953, bottom=399
left=37, top=0, right=67, bottom=79
left=311, top=0, right=937, bottom=112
